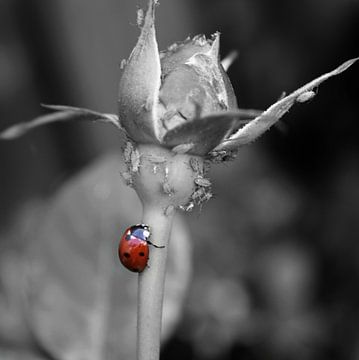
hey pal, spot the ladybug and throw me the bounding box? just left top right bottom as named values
left=118, top=224, right=164, bottom=273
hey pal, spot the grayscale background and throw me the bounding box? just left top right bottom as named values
left=0, top=1, right=358, bottom=359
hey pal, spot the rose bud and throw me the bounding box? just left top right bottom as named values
left=118, top=0, right=248, bottom=156
left=0, top=0, right=356, bottom=168
left=117, top=0, right=358, bottom=159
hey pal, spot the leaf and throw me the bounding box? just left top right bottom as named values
left=163, top=113, right=235, bottom=156
left=221, top=50, right=238, bottom=72
left=0, top=154, right=191, bottom=360
left=163, top=110, right=259, bottom=156
left=216, top=57, right=359, bottom=150
left=0, top=105, right=121, bottom=140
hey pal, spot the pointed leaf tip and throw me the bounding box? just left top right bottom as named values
left=334, top=57, right=359, bottom=73
left=0, top=106, right=121, bottom=140
left=221, top=51, right=239, bottom=72
left=215, top=57, right=358, bottom=150
left=0, top=124, right=28, bottom=140
left=0, top=112, right=73, bottom=140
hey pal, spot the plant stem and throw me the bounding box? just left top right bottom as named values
left=137, top=203, right=175, bottom=360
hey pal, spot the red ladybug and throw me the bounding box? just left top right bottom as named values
left=118, top=224, right=164, bottom=273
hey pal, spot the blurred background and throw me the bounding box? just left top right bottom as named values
left=0, top=0, right=358, bottom=359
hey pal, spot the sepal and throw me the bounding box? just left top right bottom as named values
left=118, top=0, right=162, bottom=143
left=163, top=111, right=250, bottom=156
left=0, top=105, right=121, bottom=140
left=216, top=57, right=359, bottom=150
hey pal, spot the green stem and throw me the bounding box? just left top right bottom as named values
left=137, top=203, right=175, bottom=360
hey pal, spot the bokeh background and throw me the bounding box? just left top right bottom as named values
left=0, top=0, right=358, bottom=359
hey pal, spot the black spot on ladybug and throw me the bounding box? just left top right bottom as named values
left=123, top=252, right=131, bottom=258
left=125, top=235, right=131, bottom=240
left=139, top=252, right=145, bottom=257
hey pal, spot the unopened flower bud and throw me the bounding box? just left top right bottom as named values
left=118, top=0, right=240, bottom=156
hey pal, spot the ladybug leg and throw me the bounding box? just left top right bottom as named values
left=147, top=240, right=165, bottom=249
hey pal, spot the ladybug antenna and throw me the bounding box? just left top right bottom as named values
left=147, top=240, right=165, bottom=249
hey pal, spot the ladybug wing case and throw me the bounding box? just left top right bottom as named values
left=119, top=235, right=150, bottom=272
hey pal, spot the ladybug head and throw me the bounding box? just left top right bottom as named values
left=132, top=224, right=151, bottom=241
left=138, top=223, right=150, bottom=231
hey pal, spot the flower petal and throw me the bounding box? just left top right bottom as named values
left=0, top=105, right=121, bottom=140
left=207, top=35, right=238, bottom=111
left=160, top=35, right=212, bottom=77
left=162, top=111, right=250, bottom=156
left=118, top=0, right=162, bottom=143
left=216, top=57, right=359, bottom=150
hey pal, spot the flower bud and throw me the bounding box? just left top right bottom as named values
left=118, top=0, right=239, bottom=155
left=118, top=0, right=359, bottom=158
